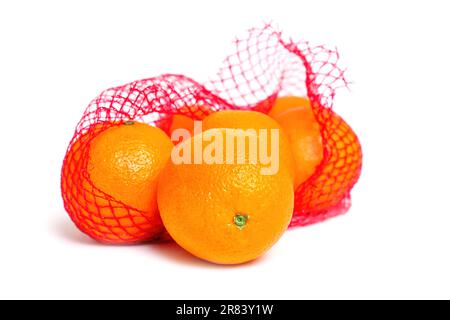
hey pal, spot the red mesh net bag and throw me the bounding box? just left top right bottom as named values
left=61, top=24, right=362, bottom=243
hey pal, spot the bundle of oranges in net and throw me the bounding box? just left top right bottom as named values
left=61, top=25, right=362, bottom=264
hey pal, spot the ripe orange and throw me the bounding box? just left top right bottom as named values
left=157, top=128, right=294, bottom=264
left=169, top=114, right=195, bottom=141
left=268, top=96, right=311, bottom=118
left=271, top=104, right=324, bottom=189
left=269, top=96, right=362, bottom=215
left=202, top=110, right=295, bottom=182
left=300, top=111, right=362, bottom=213
left=167, top=101, right=216, bottom=137
left=61, top=121, right=173, bottom=244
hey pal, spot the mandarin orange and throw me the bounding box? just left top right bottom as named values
left=62, top=121, right=173, bottom=243
left=202, top=110, right=295, bottom=182
left=272, top=106, right=323, bottom=188
left=269, top=96, right=362, bottom=216
left=157, top=128, right=294, bottom=264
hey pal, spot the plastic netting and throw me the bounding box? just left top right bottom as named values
left=61, top=24, right=362, bottom=243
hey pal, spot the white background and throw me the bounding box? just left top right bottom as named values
left=1, top=0, right=449, bottom=299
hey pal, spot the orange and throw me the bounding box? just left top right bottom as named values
left=271, top=105, right=324, bottom=188
left=61, top=121, right=173, bottom=244
left=169, top=114, right=195, bottom=144
left=269, top=96, right=362, bottom=214
left=268, top=96, right=311, bottom=118
left=157, top=128, right=294, bottom=264
left=301, top=111, right=362, bottom=213
left=202, top=110, right=295, bottom=182
left=168, top=102, right=216, bottom=140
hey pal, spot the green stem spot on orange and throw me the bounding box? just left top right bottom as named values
left=124, top=121, right=135, bottom=126
left=234, top=214, right=249, bottom=229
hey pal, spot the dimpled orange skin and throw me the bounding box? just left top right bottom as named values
left=202, top=110, right=296, bottom=183
left=272, top=105, right=324, bottom=189
left=157, top=128, right=294, bottom=264
left=62, top=122, right=173, bottom=244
